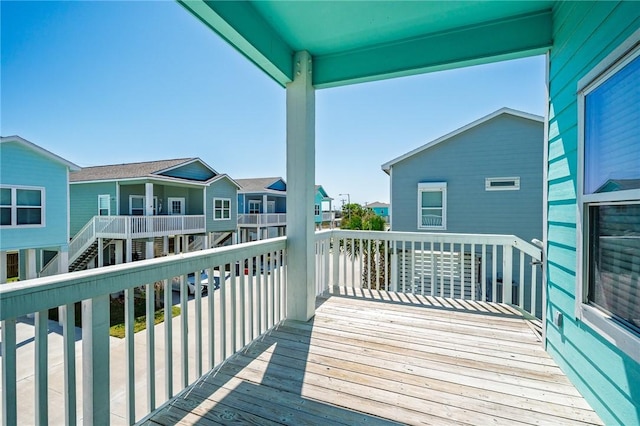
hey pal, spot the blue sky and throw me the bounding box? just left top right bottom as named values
left=1, top=1, right=547, bottom=207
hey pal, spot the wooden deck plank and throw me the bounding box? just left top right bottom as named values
left=241, top=337, right=601, bottom=425
left=144, top=293, right=603, bottom=426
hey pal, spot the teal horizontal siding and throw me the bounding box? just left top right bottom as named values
left=546, top=2, right=640, bottom=424
left=0, top=142, right=70, bottom=250
left=205, top=179, right=238, bottom=232
left=160, top=161, right=215, bottom=181
left=70, top=182, right=116, bottom=236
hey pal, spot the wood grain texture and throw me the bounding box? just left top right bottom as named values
left=143, top=293, right=603, bottom=425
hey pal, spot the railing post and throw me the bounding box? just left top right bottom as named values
left=391, top=240, right=398, bottom=292
left=82, top=295, right=110, bottom=425
left=503, top=244, right=513, bottom=305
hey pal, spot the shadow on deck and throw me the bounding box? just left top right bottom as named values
left=141, top=290, right=601, bottom=425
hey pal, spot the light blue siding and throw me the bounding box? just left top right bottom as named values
left=0, top=141, right=70, bottom=250
left=391, top=114, right=544, bottom=245
left=546, top=2, right=640, bottom=425
left=205, top=178, right=238, bottom=232
left=69, top=182, right=117, bottom=236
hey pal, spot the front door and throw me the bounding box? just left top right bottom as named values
left=167, top=197, right=185, bottom=215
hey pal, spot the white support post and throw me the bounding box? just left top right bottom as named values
left=82, top=295, right=110, bottom=425
left=114, top=240, right=123, bottom=265
left=146, top=238, right=154, bottom=260
left=25, top=248, right=37, bottom=279
left=286, top=50, right=316, bottom=322
left=97, top=238, right=104, bottom=267
left=145, top=183, right=154, bottom=216
left=163, top=236, right=169, bottom=255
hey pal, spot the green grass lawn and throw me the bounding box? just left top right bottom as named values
left=109, top=306, right=181, bottom=338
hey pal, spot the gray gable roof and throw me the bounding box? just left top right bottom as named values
left=70, top=158, right=202, bottom=182
left=236, top=177, right=286, bottom=193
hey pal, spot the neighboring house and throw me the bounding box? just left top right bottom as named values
left=62, top=158, right=239, bottom=272
left=382, top=107, right=544, bottom=245
left=236, top=177, right=287, bottom=242
left=314, top=185, right=334, bottom=229
left=0, top=136, right=79, bottom=282
left=365, top=202, right=389, bottom=222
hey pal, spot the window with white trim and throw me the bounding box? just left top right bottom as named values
left=1, top=186, right=44, bottom=227
left=417, top=182, right=446, bottom=230
left=577, top=32, right=640, bottom=357
left=214, top=198, right=231, bottom=220
left=248, top=200, right=261, bottom=214
left=485, top=177, right=520, bottom=191
left=98, top=194, right=110, bottom=216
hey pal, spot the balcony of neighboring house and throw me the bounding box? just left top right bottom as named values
left=237, top=212, right=287, bottom=227
left=0, top=229, right=602, bottom=425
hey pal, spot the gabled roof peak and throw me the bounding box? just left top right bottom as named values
left=381, top=107, right=543, bottom=173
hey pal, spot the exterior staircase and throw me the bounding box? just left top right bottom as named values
left=68, top=239, right=112, bottom=272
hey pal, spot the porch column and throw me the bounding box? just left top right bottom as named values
left=0, top=251, right=7, bottom=284
left=145, top=183, right=154, bottom=216
left=114, top=240, right=123, bottom=264
left=59, top=246, right=69, bottom=273
left=97, top=238, right=104, bottom=267
left=25, top=249, right=37, bottom=279
left=286, top=50, right=315, bottom=321
left=162, top=236, right=169, bottom=255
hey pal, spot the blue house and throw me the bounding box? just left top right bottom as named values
left=236, top=177, right=287, bottom=242
left=0, top=136, right=79, bottom=281
left=314, top=185, right=334, bottom=229
left=382, top=108, right=544, bottom=245
left=365, top=202, right=389, bottom=222
left=65, top=158, right=239, bottom=271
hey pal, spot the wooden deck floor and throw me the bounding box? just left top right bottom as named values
left=142, top=291, right=602, bottom=425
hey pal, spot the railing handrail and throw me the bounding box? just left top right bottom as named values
left=319, top=229, right=541, bottom=261
left=1, top=237, right=286, bottom=320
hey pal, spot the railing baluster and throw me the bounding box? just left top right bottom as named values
left=519, top=251, right=525, bottom=309
left=35, top=310, right=48, bottom=425
left=461, top=244, right=466, bottom=300
left=257, top=257, right=263, bottom=335
left=194, top=271, right=202, bottom=378
left=503, top=245, right=513, bottom=305
left=270, top=252, right=276, bottom=326
left=248, top=259, right=255, bottom=341
left=163, top=279, right=173, bottom=399
left=410, top=241, right=415, bottom=294
left=180, top=275, right=189, bottom=388
left=239, top=260, right=246, bottom=348
left=146, top=282, right=156, bottom=412
left=2, top=318, right=17, bottom=426
left=449, top=244, right=454, bottom=298
left=230, top=261, right=237, bottom=353
left=481, top=245, right=487, bottom=301
left=63, top=303, right=77, bottom=426
left=531, top=262, right=538, bottom=317
left=492, top=245, right=498, bottom=303
left=471, top=244, right=476, bottom=301
left=220, top=263, right=228, bottom=361
left=125, top=287, right=136, bottom=424
left=208, top=267, right=216, bottom=368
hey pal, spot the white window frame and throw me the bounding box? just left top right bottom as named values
left=417, top=182, right=446, bottom=230
left=213, top=198, right=231, bottom=220
left=576, top=29, right=640, bottom=364
left=98, top=194, right=111, bottom=216
left=485, top=177, right=520, bottom=191
left=167, top=197, right=185, bottom=215
left=0, top=186, right=45, bottom=228
left=129, top=195, right=158, bottom=215
left=248, top=200, right=261, bottom=214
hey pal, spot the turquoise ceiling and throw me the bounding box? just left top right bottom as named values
left=180, top=1, right=554, bottom=88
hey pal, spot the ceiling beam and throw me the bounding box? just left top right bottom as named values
left=178, top=0, right=293, bottom=87
left=313, top=10, right=553, bottom=89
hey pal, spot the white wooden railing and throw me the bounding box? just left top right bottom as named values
left=315, top=230, right=543, bottom=318
left=40, top=215, right=207, bottom=277
left=2, top=238, right=287, bottom=425
left=321, top=212, right=335, bottom=222
left=238, top=213, right=286, bottom=226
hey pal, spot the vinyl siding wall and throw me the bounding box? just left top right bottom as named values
left=546, top=2, right=640, bottom=425
left=0, top=142, right=70, bottom=250
left=391, top=114, right=543, bottom=245
left=205, top=179, right=237, bottom=232
left=160, top=162, right=214, bottom=181
left=70, top=182, right=117, bottom=236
